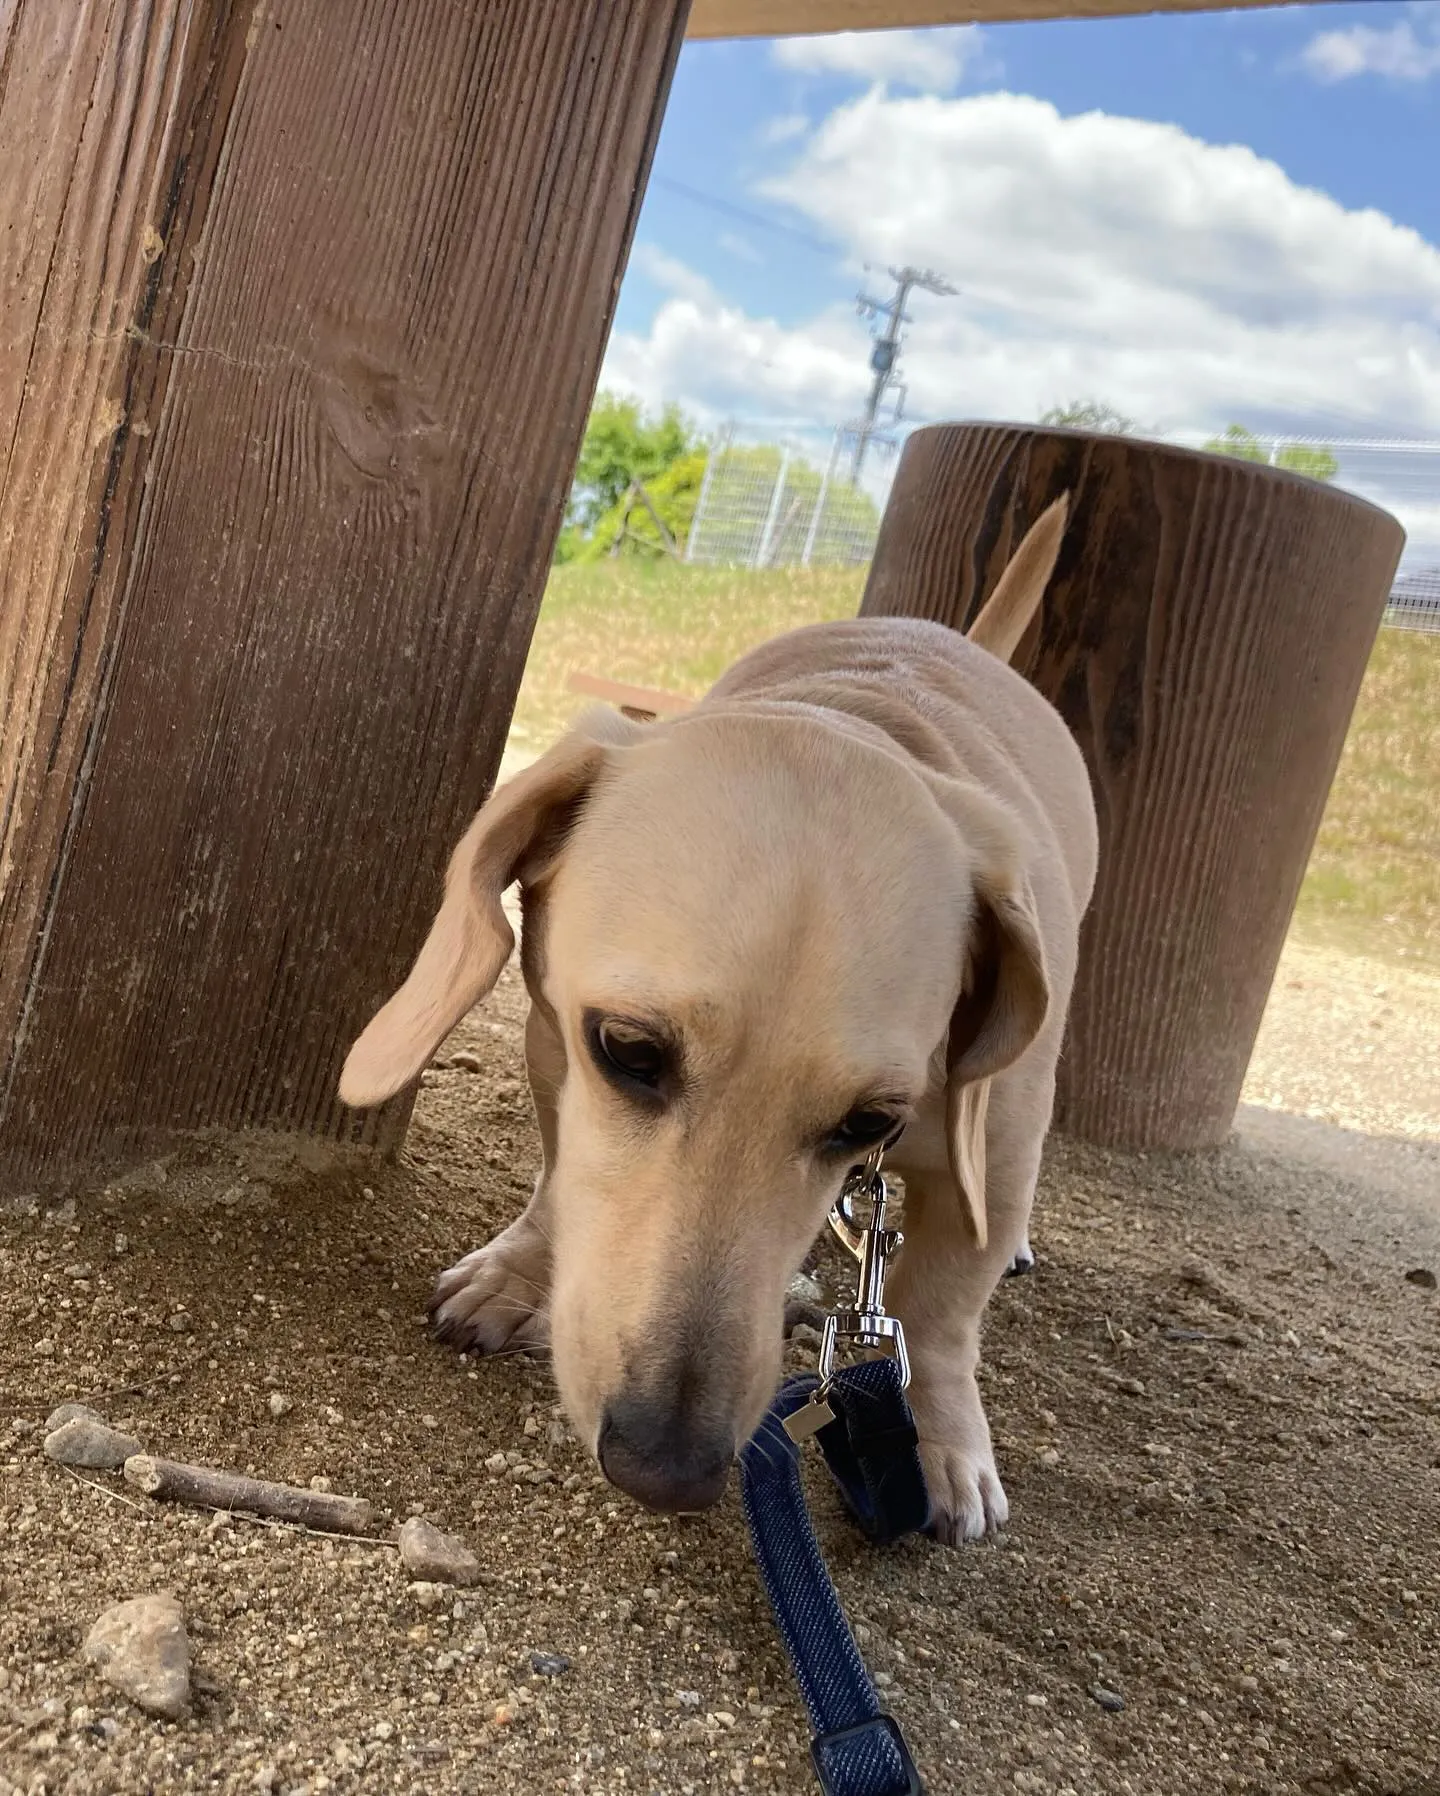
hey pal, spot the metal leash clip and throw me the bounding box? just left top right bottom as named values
left=784, top=1145, right=909, bottom=1444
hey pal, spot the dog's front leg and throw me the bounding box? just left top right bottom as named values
left=888, top=1076, right=1047, bottom=1544
left=431, top=1004, right=559, bottom=1355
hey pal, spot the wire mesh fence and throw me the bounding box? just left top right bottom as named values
left=685, top=429, right=886, bottom=569
left=1167, top=431, right=1440, bottom=635
left=682, top=421, right=1440, bottom=632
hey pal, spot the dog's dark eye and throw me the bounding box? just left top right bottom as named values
left=828, top=1107, right=901, bottom=1153
left=590, top=1017, right=668, bottom=1090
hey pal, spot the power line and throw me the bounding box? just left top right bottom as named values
left=648, top=175, right=841, bottom=259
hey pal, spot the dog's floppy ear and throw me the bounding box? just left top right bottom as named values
left=339, top=708, right=636, bottom=1108
left=931, top=781, right=1052, bottom=1250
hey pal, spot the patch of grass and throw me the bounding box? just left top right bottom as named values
left=511, top=563, right=1439, bottom=972
left=1291, top=627, right=1440, bottom=970
left=508, top=560, right=864, bottom=752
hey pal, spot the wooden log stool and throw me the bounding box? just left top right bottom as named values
left=860, top=423, right=1405, bottom=1150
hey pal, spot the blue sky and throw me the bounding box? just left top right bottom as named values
left=600, top=3, right=1440, bottom=548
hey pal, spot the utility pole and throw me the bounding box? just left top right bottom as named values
left=847, top=266, right=957, bottom=485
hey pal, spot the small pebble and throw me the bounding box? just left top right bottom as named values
left=451, top=1052, right=485, bottom=1073
left=166, top=1310, right=192, bottom=1334
left=1404, top=1267, right=1436, bottom=1291
left=787, top=1272, right=825, bottom=1306
left=44, top=1417, right=144, bottom=1471
left=790, top=1323, right=824, bottom=1351
left=1090, top=1685, right=1125, bottom=1713
left=398, top=1517, right=481, bottom=1587
left=82, top=1595, right=190, bottom=1719
left=1038, top=1447, right=1060, bottom=1468
left=677, top=1690, right=702, bottom=1708
left=267, top=1393, right=293, bottom=1420
left=530, top=1652, right=571, bottom=1677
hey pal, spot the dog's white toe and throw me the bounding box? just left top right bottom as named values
left=920, top=1439, right=1010, bottom=1545
left=430, top=1223, right=552, bottom=1355
left=1005, top=1237, right=1036, bottom=1277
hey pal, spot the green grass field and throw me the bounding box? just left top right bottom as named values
left=511, top=562, right=1439, bottom=971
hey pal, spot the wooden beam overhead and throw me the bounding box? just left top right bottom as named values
left=689, top=0, right=1324, bottom=37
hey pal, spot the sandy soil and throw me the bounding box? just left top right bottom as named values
left=1, top=937, right=1436, bottom=1796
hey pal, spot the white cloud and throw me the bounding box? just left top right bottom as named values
left=1301, top=16, right=1440, bottom=83
left=718, top=230, right=763, bottom=264
left=760, top=112, right=811, bottom=146
left=606, top=93, right=1440, bottom=480
left=601, top=290, right=870, bottom=431
left=629, top=243, right=718, bottom=307
left=772, top=26, right=983, bottom=95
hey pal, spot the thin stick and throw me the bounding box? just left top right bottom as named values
left=123, top=1455, right=375, bottom=1535
left=63, top=1465, right=149, bottom=1512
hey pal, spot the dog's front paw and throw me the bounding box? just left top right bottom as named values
left=919, top=1436, right=1010, bottom=1545
left=430, top=1217, right=551, bottom=1355
left=906, top=1366, right=1009, bottom=1544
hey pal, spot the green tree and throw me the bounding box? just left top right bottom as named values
left=580, top=450, right=709, bottom=562
left=1273, top=442, right=1339, bottom=482
left=1202, top=423, right=1269, bottom=463
left=564, top=393, right=698, bottom=541
left=1202, top=423, right=1338, bottom=483
left=1040, top=399, right=1136, bottom=434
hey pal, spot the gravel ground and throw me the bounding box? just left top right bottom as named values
left=1, top=942, right=1436, bottom=1796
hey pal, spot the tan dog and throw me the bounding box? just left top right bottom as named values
left=340, top=497, right=1096, bottom=1543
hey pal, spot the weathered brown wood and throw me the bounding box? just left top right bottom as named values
left=566, top=672, right=692, bottom=720
left=0, top=0, right=689, bottom=1189
left=688, top=0, right=1328, bottom=36
left=860, top=424, right=1405, bottom=1150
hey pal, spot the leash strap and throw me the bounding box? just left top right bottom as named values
left=739, top=1362, right=929, bottom=1796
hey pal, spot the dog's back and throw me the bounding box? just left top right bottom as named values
left=701, top=614, right=1098, bottom=926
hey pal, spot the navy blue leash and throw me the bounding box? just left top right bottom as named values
left=739, top=1359, right=930, bottom=1796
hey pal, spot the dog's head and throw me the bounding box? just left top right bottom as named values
left=341, top=705, right=1048, bottom=1512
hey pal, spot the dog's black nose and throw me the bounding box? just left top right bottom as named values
left=597, top=1397, right=733, bottom=1513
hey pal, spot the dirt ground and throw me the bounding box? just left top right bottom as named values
left=1, top=935, right=1436, bottom=1796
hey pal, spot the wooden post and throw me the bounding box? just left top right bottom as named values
left=0, top=0, right=688, bottom=1189
left=860, top=424, right=1405, bottom=1150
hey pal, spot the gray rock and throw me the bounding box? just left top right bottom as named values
left=82, top=1595, right=190, bottom=1719
left=397, top=1516, right=481, bottom=1587
left=1090, top=1685, right=1125, bottom=1713
left=44, top=1417, right=144, bottom=1470
left=786, top=1271, right=825, bottom=1306
left=44, top=1402, right=104, bottom=1433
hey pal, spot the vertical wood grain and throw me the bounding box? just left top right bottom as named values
left=860, top=424, right=1405, bottom=1150
left=0, top=0, right=689, bottom=1186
